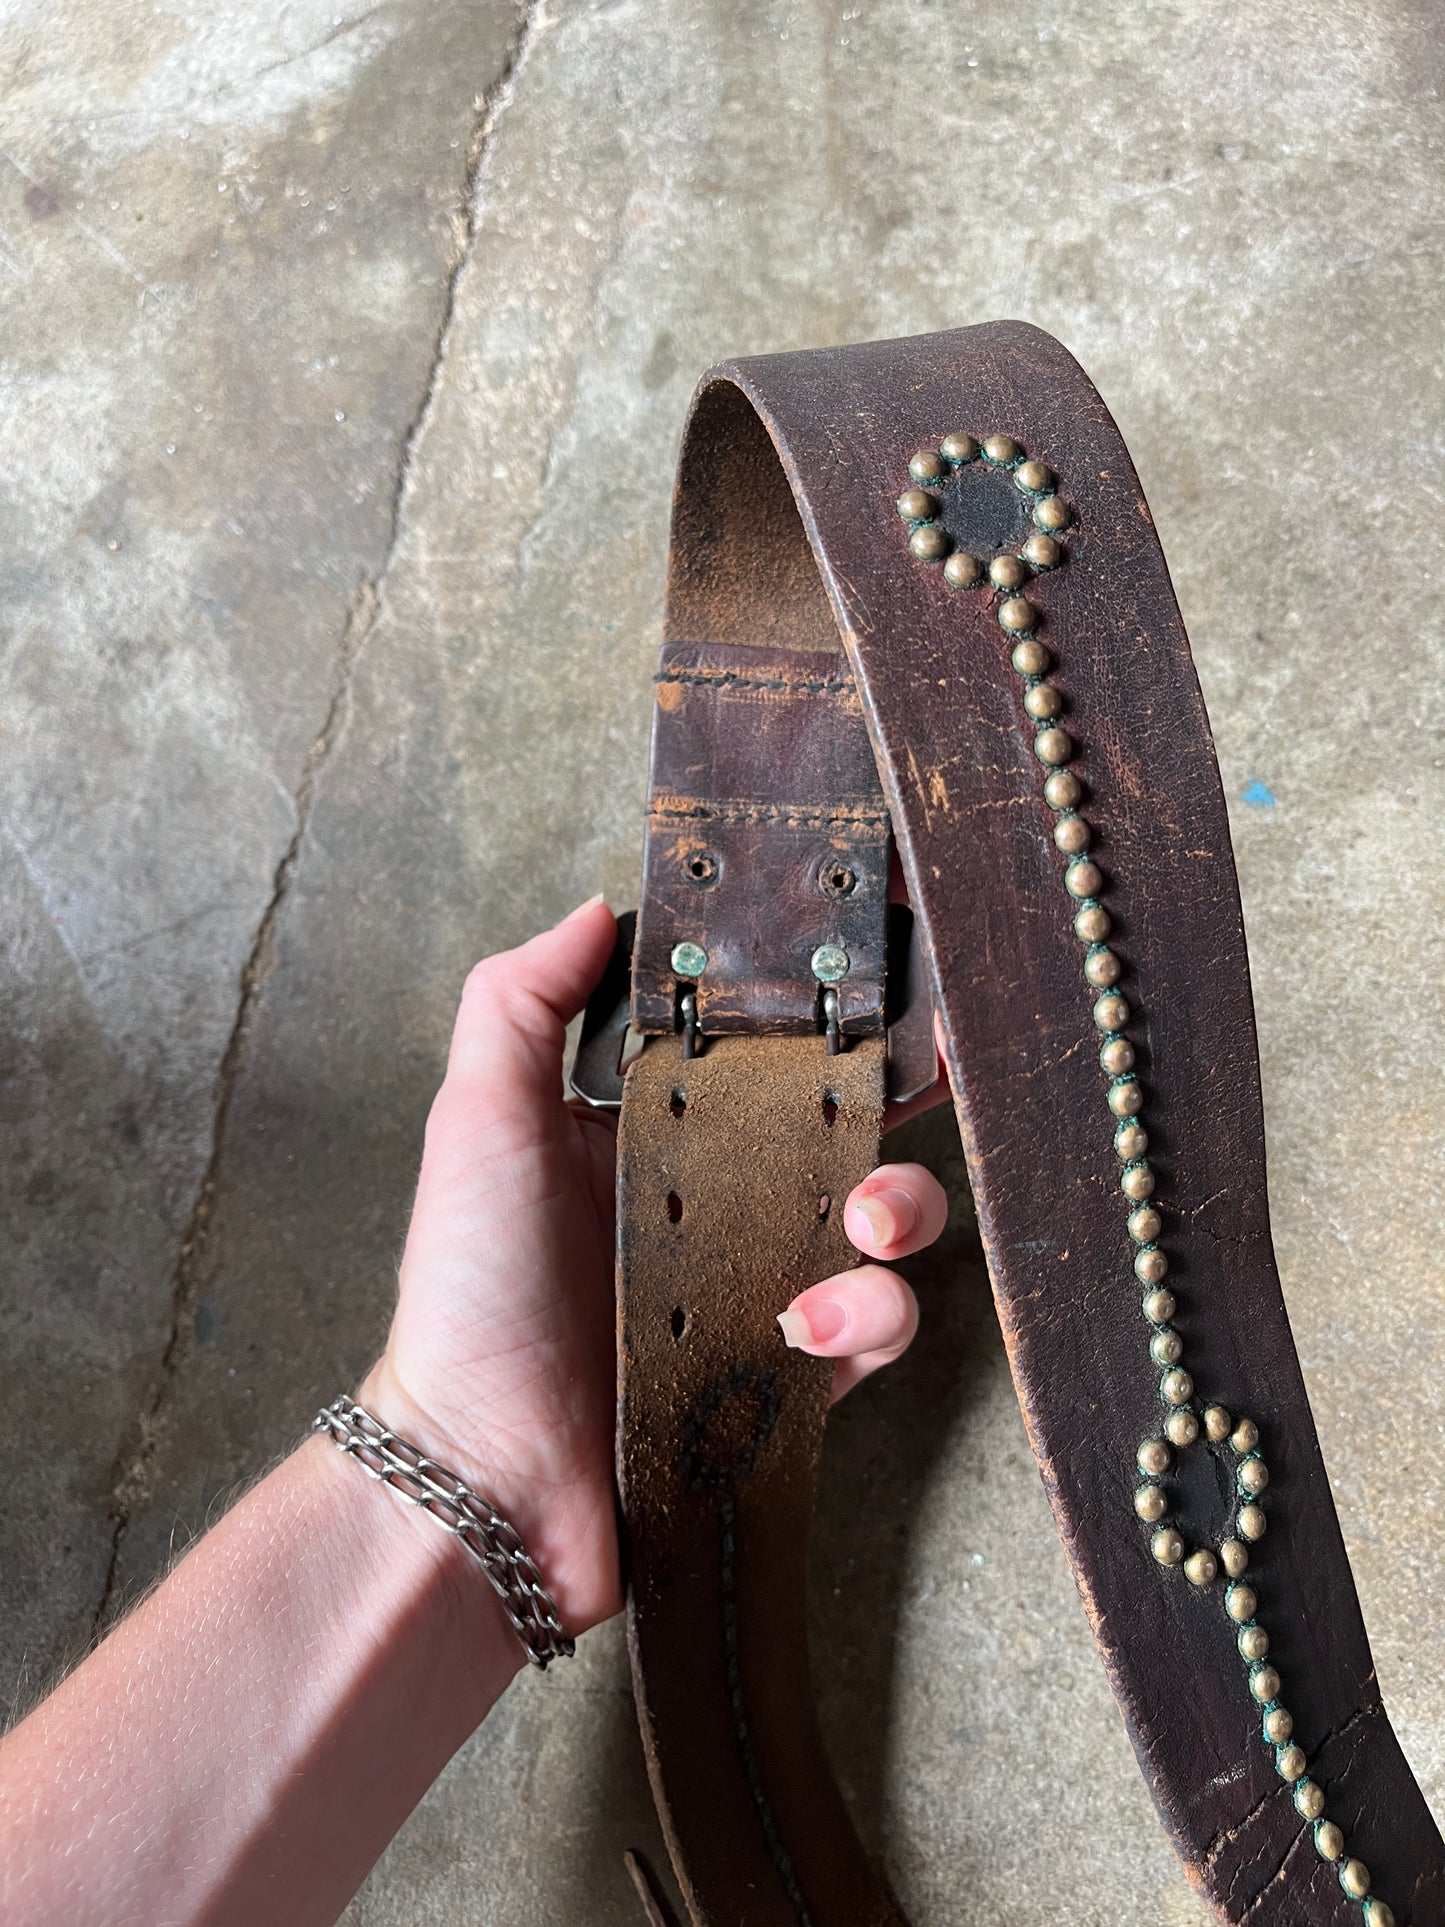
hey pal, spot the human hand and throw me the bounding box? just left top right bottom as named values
left=362, top=897, right=948, bottom=1641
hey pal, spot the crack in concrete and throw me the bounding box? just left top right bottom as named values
left=89, top=0, right=546, bottom=1637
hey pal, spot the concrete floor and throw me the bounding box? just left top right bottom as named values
left=2, top=2, right=1442, bottom=1921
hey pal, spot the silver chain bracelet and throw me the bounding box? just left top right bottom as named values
left=313, top=1395, right=575, bottom=1669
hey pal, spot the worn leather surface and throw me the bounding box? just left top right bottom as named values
left=618, top=322, right=1444, bottom=1924
left=631, top=641, right=890, bottom=1038
left=617, top=1030, right=898, bottom=1927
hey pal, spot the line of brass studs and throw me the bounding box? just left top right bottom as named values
left=899, top=435, right=1394, bottom=1927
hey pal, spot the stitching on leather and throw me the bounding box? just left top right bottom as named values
left=655, top=670, right=854, bottom=695
left=650, top=802, right=890, bottom=829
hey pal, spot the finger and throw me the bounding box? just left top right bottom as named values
left=841, top=1161, right=948, bottom=1261
left=447, top=895, right=617, bottom=1084
left=776, top=1263, right=918, bottom=1361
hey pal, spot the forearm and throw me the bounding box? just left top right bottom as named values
left=0, top=1433, right=521, bottom=1927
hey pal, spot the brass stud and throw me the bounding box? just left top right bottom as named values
left=1129, top=1205, right=1163, bottom=1244
left=982, top=433, right=1020, bottom=464
left=1015, top=458, right=1052, bottom=494
left=1238, top=1457, right=1269, bottom=1496
left=1054, top=814, right=1091, bottom=854
left=1074, top=903, right=1111, bottom=942
left=811, top=944, right=850, bottom=984
left=1085, top=947, right=1122, bottom=988
left=1225, top=1582, right=1257, bottom=1624
left=1136, top=1247, right=1168, bottom=1284
left=1022, top=531, right=1061, bottom=570
left=1151, top=1526, right=1185, bottom=1566
left=1012, top=637, right=1050, bottom=675
left=909, top=524, right=950, bottom=562
left=1109, top=1078, right=1144, bottom=1118
left=1034, top=495, right=1072, bottom=531
left=897, top=486, right=937, bottom=522
left=1121, top=1160, right=1154, bottom=1200
left=1220, top=1539, right=1249, bottom=1578
left=671, top=941, right=709, bottom=978
left=999, top=596, right=1037, bottom=633
left=1184, top=1549, right=1217, bottom=1587
left=1160, top=1366, right=1193, bottom=1405
left=1166, top=1408, right=1200, bottom=1447
left=1024, top=682, right=1064, bottom=721
left=1249, top=1664, right=1281, bottom=1704
left=1100, top=1036, right=1135, bottom=1075
left=1263, top=1706, right=1293, bottom=1744
left=1150, top=1328, right=1183, bottom=1366
left=1294, top=1778, right=1325, bottom=1822
left=909, top=449, right=946, bottom=484
left=943, top=550, right=985, bottom=589
left=1114, top=1121, right=1148, bottom=1160
left=1067, top=859, right=1103, bottom=900
left=1044, top=769, right=1082, bottom=809
left=1034, top=727, right=1074, bottom=765
left=1340, top=1861, right=1371, bottom=1901
left=1142, top=1286, right=1175, bottom=1323
left=1238, top=1503, right=1267, bottom=1541
left=1315, top=1821, right=1345, bottom=1862
left=990, top=553, right=1029, bottom=591
left=1202, top=1405, right=1232, bottom=1443
left=1363, top=1899, right=1396, bottom=1927
left=1231, top=1418, right=1259, bottom=1454
left=1239, top=1624, right=1271, bottom=1662
left=940, top=431, right=979, bottom=464
left=1276, top=1744, right=1307, bottom=1783
left=1134, top=1482, right=1169, bottom=1522
left=1094, top=991, right=1129, bottom=1031
left=1137, top=1437, right=1172, bottom=1476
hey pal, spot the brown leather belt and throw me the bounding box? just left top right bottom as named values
left=574, top=323, right=1443, bottom=1925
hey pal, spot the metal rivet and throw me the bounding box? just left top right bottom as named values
left=1160, top=1366, right=1192, bottom=1405
left=1012, top=637, right=1050, bottom=676
left=1150, top=1327, right=1183, bottom=1366
left=1238, top=1502, right=1267, bottom=1541
left=1263, top=1706, right=1293, bottom=1744
left=1294, top=1778, right=1325, bottom=1821
left=1165, top=1408, right=1199, bottom=1446
left=1225, top=1582, right=1258, bottom=1623
left=1024, top=682, right=1064, bottom=722
left=1276, top=1745, right=1307, bottom=1784
left=1067, top=859, right=1104, bottom=900
left=1093, top=990, right=1129, bottom=1030
left=818, top=861, right=857, bottom=899
left=1114, top=1120, right=1148, bottom=1160
left=1085, top=946, right=1122, bottom=987
left=1044, top=769, right=1081, bottom=809
left=683, top=849, right=719, bottom=886
left=1130, top=1205, right=1163, bottom=1245
left=943, top=550, right=985, bottom=589
left=1240, top=1623, right=1271, bottom=1662
left=909, top=524, right=950, bottom=562
left=999, top=595, right=1037, bottom=633
left=1034, top=495, right=1072, bottom=531
left=1220, top=1539, right=1249, bottom=1578
left=1137, top=1437, right=1172, bottom=1475
left=1231, top=1418, right=1259, bottom=1454
left=1101, top=1035, right=1136, bottom=1076
left=1023, top=531, right=1062, bottom=569
left=1151, top=1526, right=1185, bottom=1565
left=897, top=486, right=936, bottom=522
left=671, top=941, right=708, bottom=978
left=1315, top=1821, right=1345, bottom=1862
left=908, top=449, right=946, bottom=484
left=1034, top=726, right=1074, bottom=766
left=1184, top=1549, right=1217, bottom=1587
left=1202, top=1404, right=1232, bottom=1443
left=1054, top=813, right=1091, bottom=854
left=989, top=553, right=1028, bottom=590
left=1141, top=1286, right=1174, bottom=1323
left=1015, top=458, right=1052, bottom=493
left=982, top=433, right=1021, bottom=464
left=1074, top=903, right=1110, bottom=941
left=1340, top=1861, right=1371, bottom=1901
left=811, top=943, right=850, bottom=984
left=940, top=431, right=979, bottom=464
left=1108, top=1077, right=1144, bottom=1118
left=1363, top=1898, right=1396, bottom=1927
left=1136, top=1247, right=1168, bottom=1284
left=1239, top=1457, right=1269, bottom=1495
left=1134, top=1482, right=1168, bottom=1522
left=1121, top=1159, right=1154, bottom=1199
left=1249, top=1663, right=1281, bottom=1704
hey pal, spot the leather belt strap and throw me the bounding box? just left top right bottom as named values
left=605, top=322, right=1443, bottom=1924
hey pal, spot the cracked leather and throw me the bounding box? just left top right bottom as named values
left=615, top=321, right=1444, bottom=1925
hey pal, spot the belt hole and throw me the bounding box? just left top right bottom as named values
left=670, top=1306, right=687, bottom=1339
left=818, top=1194, right=831, bottom=1221
left=669, top=1088, right=687, bottom=1118
left=822, top=1091, right=839, bottom=1126
left=666, top=1191, right=683, bottom=1223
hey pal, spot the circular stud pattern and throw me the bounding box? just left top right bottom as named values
left=899, top=437, right=1389, bottom=1919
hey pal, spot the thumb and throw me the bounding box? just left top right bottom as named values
left=446, top=895, right=617, bottom=1085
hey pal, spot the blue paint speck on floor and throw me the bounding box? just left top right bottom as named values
left=1241, top=780, right=1277, bottom=809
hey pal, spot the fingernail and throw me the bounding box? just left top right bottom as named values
left=561, top=891, right=606, bottom=923
left=777, top=1297, right=847, bottom=1349
left=849, top=1186, right=918, bottom=1250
